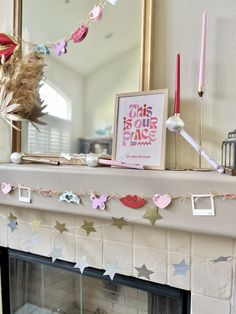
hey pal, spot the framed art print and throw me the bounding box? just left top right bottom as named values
left=112, top=89, right=168, bottom=169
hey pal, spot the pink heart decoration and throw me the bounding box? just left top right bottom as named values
left=1, top=182, right=12, bottom=194
left=152, top=194, right=171, bottom=209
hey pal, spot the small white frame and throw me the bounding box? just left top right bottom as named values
left=191, top=194, right=215, bottom=216
left=18, top=185, right=31, bottom=203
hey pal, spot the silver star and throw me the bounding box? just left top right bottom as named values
left=49, top=245, right=63, bottom=263
left=26, top=233, right=39, bottom=250
left=103, top=261, right=119, bottom=280
left=135, top=264, right=154, bottom=280
left=8, top=220, right=17, bottom=232
left=211, top=256, right=231, bottom=264
left=173, top=259, right=190, bottom=277
left=74, top=255, right=89, bottom=274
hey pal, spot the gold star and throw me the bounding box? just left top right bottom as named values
left=31, top=219, right=41, bottom=233
left=54, top=221, right=69, bottom=234
left=8, top=212, right=17, bottom=221
left=81, top=219, right=96, bottom=236
left=143, top=207, right=162, bottom=225
left=111, top=217, right=128, bottom=230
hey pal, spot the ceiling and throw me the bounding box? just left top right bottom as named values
left=23, top=0, right=142, bottom=76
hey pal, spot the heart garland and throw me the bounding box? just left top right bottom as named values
left=0, top=33, right=19, bottom=62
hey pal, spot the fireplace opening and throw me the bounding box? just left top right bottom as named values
left=0, top=248, right=191, bottom=314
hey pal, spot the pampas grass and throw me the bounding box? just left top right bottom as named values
left=4, top=51, right=47, bottom=128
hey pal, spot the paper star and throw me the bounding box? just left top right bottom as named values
left=54, top=221, right=69, bottom=234
left=211, top=256, right=231, bottom=264
left=31, top=219, right=41, bottom=233
left=74, top=255, right=89, bottom=274
left=49, top=245, right=63, bottom=263
left=111, top=217, right=128, bottom=229
left=26, top=233, right=39, bottom=249
left=103, top=261, right=119, bottom=280
left=143, top=207, right=162, bottom=225
left=81, top=219, right=96, bottom=236
left=173, top=259, right=190, bottom=277
left=8, top=220, right=17, bottom=232
left=135, top=264, right=154, bottom=280
left=8, top=212, right=17, bottom=221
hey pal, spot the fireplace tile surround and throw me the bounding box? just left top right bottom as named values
left=0, top=164, right=236, bottom=313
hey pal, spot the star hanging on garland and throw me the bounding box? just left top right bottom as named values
left=143, top=207, right=162, bottom=225
left=8, top=212, right=17, bottom=222
left=81, top=219, right=96, bottom=236
left=8, top=220, right=17, bottom=232
left=135, top=264, right=154, bottom=280
left=211, top=256, right=231, bottom=264
left=8, top=212, right=18, bottom=232
left=54, top=221, right=69, bottom=234
left=173, top=259, right=190, bottom=277
left=103, top=261, right=119, bottom=280
left=31, top=219, right=41, bottom=233
left=49, top=244, right=63, bottom=263
left=111, top=217, right=128, bottom=230
left=74, top=255, right=89, bottom=274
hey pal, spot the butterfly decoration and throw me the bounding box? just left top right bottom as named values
left=35, top=44, right=50, bottom=55
left=120, top=195, right=146, bottom=209
left=90, top=193, right=108, bottom=210
left=52, top=39, right=67, bottom=56
left=59, top=191, right=81, bottom=205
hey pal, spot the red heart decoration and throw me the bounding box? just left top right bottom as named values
left=0, top=33, right=18, bottom=62
left=120, top=195, right=146, bottom=209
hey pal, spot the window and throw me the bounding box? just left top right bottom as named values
left=22, top=82, right=72, bottom=153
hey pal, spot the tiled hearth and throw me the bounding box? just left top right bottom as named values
left=0, top=205, right=234, bottom=313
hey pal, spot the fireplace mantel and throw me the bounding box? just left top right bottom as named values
left=0, top=164, right=235, bottom=238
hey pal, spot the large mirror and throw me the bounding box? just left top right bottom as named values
left=13, top=0, right=153, bottom=155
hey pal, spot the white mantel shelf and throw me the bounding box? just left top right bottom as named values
left=0, top=164, right=236, bottom=238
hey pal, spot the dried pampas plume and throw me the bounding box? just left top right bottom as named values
left=5, top=52, right=47, bottom=128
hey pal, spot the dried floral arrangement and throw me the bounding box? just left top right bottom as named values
left=0, top=33, right=47, bottom=130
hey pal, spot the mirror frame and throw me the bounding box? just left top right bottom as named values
left=12, top=0, right=153, bottom=153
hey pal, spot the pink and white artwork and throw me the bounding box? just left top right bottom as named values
left=113, top=90, right=168, bottom=169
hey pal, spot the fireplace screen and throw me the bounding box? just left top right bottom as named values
left=2, top=249, right=190, bottom=314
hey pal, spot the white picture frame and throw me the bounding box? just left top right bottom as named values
left=112, top=89, right=168, bottom=169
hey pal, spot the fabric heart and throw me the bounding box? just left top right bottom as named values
left=89, top=5, right=103, bottom=21
left=1, top=182, right=12, bottom=194
left=152, top=194, right=171, bottom=209
left=120, top=195, right=146, bottom=209
left=0, top=33, right=19, bottom=62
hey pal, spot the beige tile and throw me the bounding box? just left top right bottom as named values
left=191, top=294, right=231, bottom=314
left=134, top=246, right=167, bottom=284
left=168, top=253, right=190, bottom=290
left=8, top=208, right=30, bottom=251
left=103, top=223, right=133, bottom=244
left=134, top=225, right=167, bottom=250
left=192, top=255, right=233, bottom=299
left=76, top=235, right=103, bottom=269
left=51, top=212, right=76, bottom=262
left=192, top=233, right=233, bottom=258
left=103, top=240, right=133, bottom=276
left=27, top=209, right=51, bottom=256
left=168, top=229, right=191, bottom=254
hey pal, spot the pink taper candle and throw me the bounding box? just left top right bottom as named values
left=198, top=11, right=207, bottom=97
left=174, top=53, right=180, bottom=114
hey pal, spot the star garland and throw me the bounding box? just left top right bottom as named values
left=20, top=0, right=117, bottom=57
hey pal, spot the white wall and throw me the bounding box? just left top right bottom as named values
left=84, top=47, right=140, bottom=137
left=152, top=0, right=236, bottom=169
